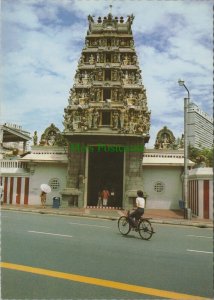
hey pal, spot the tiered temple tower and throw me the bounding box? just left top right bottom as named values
left=62, top=13, right=150, bottom=208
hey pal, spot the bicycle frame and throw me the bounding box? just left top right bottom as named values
left=118, top=210, right=155, bottom=240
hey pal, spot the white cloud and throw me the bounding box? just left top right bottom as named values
left=1, top=0, right=212, bottom=147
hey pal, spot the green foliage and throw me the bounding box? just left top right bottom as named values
left=189, top=146, right=213, bottom=167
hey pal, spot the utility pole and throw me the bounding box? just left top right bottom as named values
left=178, top=79, right=191, bottom=219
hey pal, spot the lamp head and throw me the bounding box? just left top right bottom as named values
left=178, top=79, right=185, bottom=86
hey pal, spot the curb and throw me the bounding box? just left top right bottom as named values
left=1, top=207, right=213, bottom=228
left=1, top=207, right=118, bottom=221
left=150, top=219, right=213, bottom=228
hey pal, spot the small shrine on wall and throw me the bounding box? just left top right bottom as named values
left=154, top=126, right=184, bottom=150
left=37, top=124, right=67, bottom=147
left=62, top=12, right=151, bottom=208
left=154, top=126, right=176, bottom=150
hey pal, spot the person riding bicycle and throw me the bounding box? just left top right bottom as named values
left=129, top=190, right=145, bottom=227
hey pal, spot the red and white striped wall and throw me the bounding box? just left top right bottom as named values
left=202, top=180, right=211, bottom=219
left=0, top=176, right=30, bottom=205
left=188, top=180, right=198, bottom=216
left=188, top=171, right=213, bottom=220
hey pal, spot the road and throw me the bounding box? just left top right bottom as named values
left=1, top=210, right=213, bottom=299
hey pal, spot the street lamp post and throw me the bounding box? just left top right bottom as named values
left=178, top=79, right=191, bottom=219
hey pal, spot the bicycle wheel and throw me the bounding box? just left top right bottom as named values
left=118, top=216, right=131, bottom=235
left=138, top=219, right=153, bottom=240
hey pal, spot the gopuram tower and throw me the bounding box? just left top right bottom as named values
left=62, top=13, right=150, bottom=209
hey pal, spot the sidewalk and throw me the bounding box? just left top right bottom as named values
left=1, top=204, right=213, bottom=228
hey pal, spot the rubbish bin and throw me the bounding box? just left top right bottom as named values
left=52, top=197, right=60, bottom=208
left=179, top=200, right=185, bottom=209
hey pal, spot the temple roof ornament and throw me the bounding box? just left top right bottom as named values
left=39, top=124, right=67, bottom=146
left=87, top=13, right=135, bottom=34
left=154, top=126, right=176, bottom=150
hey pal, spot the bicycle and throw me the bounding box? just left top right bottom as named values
left=118, top=210, right=155, bottom=240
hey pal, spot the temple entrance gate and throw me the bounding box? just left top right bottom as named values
left=87, top=148, right=124, bottom=208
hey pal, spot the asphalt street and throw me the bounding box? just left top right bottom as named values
left=1, top=210, right=213, bottom=299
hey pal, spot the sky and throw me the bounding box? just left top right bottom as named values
left=1, top=0, right=213, bottom=148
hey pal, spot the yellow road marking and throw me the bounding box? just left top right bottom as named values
left=0, top=262, right=210, bottom=300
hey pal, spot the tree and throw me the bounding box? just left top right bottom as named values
left=189, top=146, right=213, bottom=167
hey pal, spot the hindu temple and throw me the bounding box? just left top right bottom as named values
left=61, top=13, right=150, bottom=208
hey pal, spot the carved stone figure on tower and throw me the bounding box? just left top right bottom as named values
left=87, top=107, right=93, bottom=128
left=119, top=109, right=126, bottom=129
left=74, top=70, right=81, bottom=84
left=93, top=109, right=99, bottom=128
left=129, top=117, right=136, bottom=133
left=89, top=54, right=95, bottom=64
left=112, top=89, right=118, bottom=101
left=96, top=53, right=100, bottom=62
left=112, top=111, right=119, bottom=129
left=97, top=69, right=103, bottom=81
left=112, top=69, right=118, bottom=81
left=96, top=88, right=102, bottom=101
left=123, top=54, right=129, bottom=65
